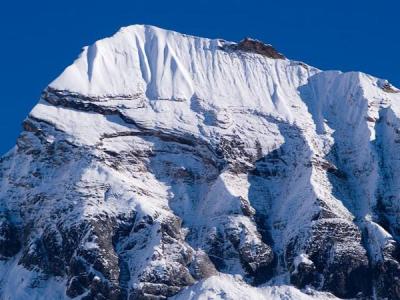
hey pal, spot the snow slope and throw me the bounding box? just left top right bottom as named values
left=1, top=24, right=400, bottom=299
left=172, top=274, right=337, bottom=300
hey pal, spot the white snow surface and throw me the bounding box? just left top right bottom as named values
left=172, top=274, right=337, bottom=300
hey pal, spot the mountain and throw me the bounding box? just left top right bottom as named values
left=1, top=24, right=400, bottom=300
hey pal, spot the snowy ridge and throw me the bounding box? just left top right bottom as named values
left=1, top=24, right=400, bottom=299
left=172, top=274, right=337, bottom=300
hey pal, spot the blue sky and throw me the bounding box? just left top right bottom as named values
left=0, top=0, right=398, bottom=155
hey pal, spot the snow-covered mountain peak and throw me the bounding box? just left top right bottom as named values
left=1, top=25, right=400, bottom=300
left=49, top=25, right=307, bottom=107
left=43, top=25, right=325, bottom=151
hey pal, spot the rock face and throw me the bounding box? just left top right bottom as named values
left=228, top=38, right=285, bottom=59
left=1, top=25, right=400, bottom=299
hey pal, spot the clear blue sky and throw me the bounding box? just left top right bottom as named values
left=0, top=0, right=399, bottom=155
